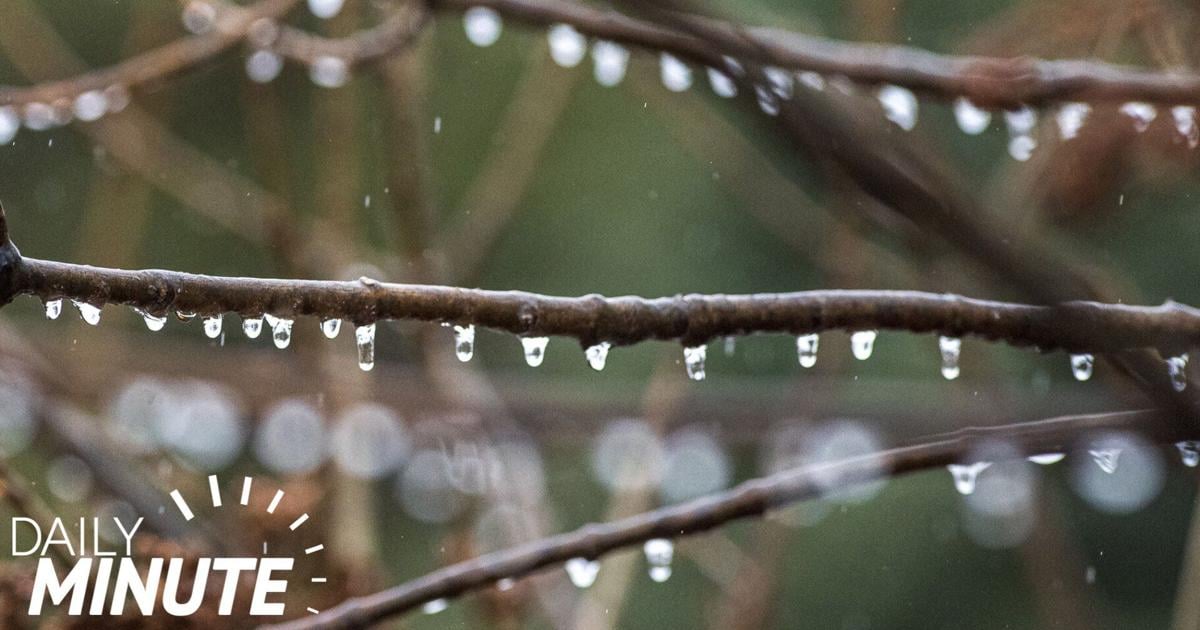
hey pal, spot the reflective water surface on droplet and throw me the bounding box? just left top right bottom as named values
left=565, top=557, right=600, bottom=588
left=463, top=6, right=502, bottom=47
left=850, top=330, right=877, bottom=360
left=520, top=336, right=549, bottom=367
left=953, top=98, right=990, bottom=135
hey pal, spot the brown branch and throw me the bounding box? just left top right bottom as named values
left=262, top=408, right=1183, bottom=630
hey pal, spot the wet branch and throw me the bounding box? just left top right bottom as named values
left=262, top=408, right=1181, bottom=630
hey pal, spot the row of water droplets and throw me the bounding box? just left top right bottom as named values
left=0, top=85, right=130, bottom=145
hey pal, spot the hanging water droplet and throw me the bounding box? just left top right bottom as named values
left=245, top=50, right=284, bottom=84
left=705, top=67, right=737, bottom=98
left=463, top=6, right=502, bottom=47
left=1008, top=135, right=1036, bottom=161
left=356, top=323, right=376, bottom=371
left=138, top=309, right=166, bottom=332
left=723, top=336, right=736, bottom=357
left=1055, top=102, right=1091, bottom=140
left=796, top=333, right=818, bottom=368
left=1089, top=448, right=1121, bottom=474
left=797, top=71, right=825, bottom=91
left=1168, top=354, right=1189, bottom=392
left=271, top=317, right=294, bottom=349
left=72, top=300, right=101, bottom=326
left=1177, top=441, right=1200, bottom=467
left=1004, top=105, right=1037, bottom=161
left=72, top=90, right=108, bottom=123
left=763, top=67, right=793, bottom=99
left=321, top=318, right=342, bottom=339
left=643, top=538, right=674, bottom=583
left=0, top=106, right=18, bottom=144
left=586, top=342, right=611, bottom=371
left=453, top=324, right=475, bottom=362
left=591, top=40, right=629, bottom=87
left=1070, top=353, right=1094, bottom=381
left=754, top=84, right=779, bottom=116
left=22, top=102, right=55, bottom=131
left=1027, top=453, right=1066, bottom=465
left=565, top=557, right=600, bottom=588
left=877, top=84, right=918, bottom=131
left=309, top=56, right=349, bottom=89
left=520, top=337, right=549, bottom=367
left=422, top=598, right=448, bottom=615
left=660, top=54, right=692, bottom=92
left=547, top=23, right=586, bottom=68
left=307, top=0, right=344, bottom=19
left=1172, top=106, right=1199, bottom=148
left=683, top=345, right=707, bottom=381
left=181, top=1, right=216, bottom=34
left=938, top=336, right=961, bottom=380
left=947, top=462, right=991, bottom=495
left=1119, top=102, right=1157, bottom=132
left=953, top=98, right=990, bottom=135
left=44, top=298, right=62, bottom=320
left=243, top=316, right=263, bottom=339
left=850, top=331, right=877, bottom=361
left=176, top=311, right=196, bottom=322
left=203, top=314, right=223, bottom=339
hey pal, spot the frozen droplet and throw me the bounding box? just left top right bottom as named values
left=660, top=54, right=692, bottom=92
left=271, top=318, right=294, bottom=349
left=755, top=85, right=780, bottom=116
left=463, top=6, right=501, bottom=47
left=644, top=538, right=674, bottom=583
left=44, top=298, right=63, bottom=320
left=797, top=71, right=825, bottom=91
left=947, top=462, right=991, bottom=495
left=138, top=309, right=166, bottom=332
left=0, top=106, right=18, bottom=144
left=683, top=345, right=707, bottom=381
left=307, top=0, right=344, bottom=19
left=565, top=557, right=600, bottom=588
left=321, top=318, right=342, bottom=339
left=1119, top=102, right=1157, bottom=132
left=877, top=84, right=918, bottom=131
left=72, top=300, right=101, bottom=325
left=796, top=333, right=818, bottom=368
left=938, top=336, right=961, bottom=380
left=953, top=98, right=991, bottom=135
left=203, top=314, right=223, bottom=339
left=245, top=50, right=284, bottom=83
left=1168, top=354, right=1189, bottom=392
left=1172, top=106, right=1199, bottom=148
left=850, top=330, right=876, bottom=361
left=1089, top=448, right=1121, bottom=474
left=1027, top=453, right=1065, bottom=465
left=1070, top=353, right=1094, bottom=381
left=72, top=90, right=108, bottom=122
left=521, top=337, right=549, bottom=367
left=422, top=598, right=448, bottom=615
left=309, top=56, right=349, bottom=89
left=356, top=323, right=376, bottom=371
left=242, top=316, right=263, bottom=339
left=1008, top=135, right=1036, bottom=161
left=1056, top=102, right=1091, bottom=140
left=23, top=102, right=56, bottom=131
left=1177, top=441, right=1200, bottom=467
left=547, top=24, right=586, bottom=68
left=706, top=67, right=737, bottom=98
left=453, top=324, right=475, bottom=362
left=181, top=1, right=216, bottom=34
left=586, top=342, right=611, bottom=371
left=591, top=41, right=629, bottom=87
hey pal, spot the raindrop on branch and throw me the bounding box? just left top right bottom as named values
left=1056, top=102, right=1091, bottom=140
left=271, top=317, right=294, bottom=349
left=1070, top=353, right=1094, bottom=381
left=72, top=90, right=108, bottom=122
left=797, top=71, right=825, bottom=91
left=307, top=0, right=344, bottom=19
left=643, top=538, right=674, bottom=583
left=242, top=316, right=263, bottom=339
left=660, top=53, right=692, bottom=92
left=422, top=599, right=448, bottom=615
left=683, top=345, right=706, bottom=381
left=463, top=6, right=502, bottom=47
left=796, top=333, right=818, bottom=368
left=938, top=336, right=961, bottom=380
left=877, top=84, right=918, bottom=131
left=453, top=324, right=475, bottom=362
left=520, top=337, right=549, bottom=367
left=0, top=106, right=18, bottom=144
left=947, top=462, right=991, bottom=495
left=181, top=1, right=216, bottom=34
left=1119, top=102, right=1157, bottom=132
left=1004, top=106, right=1037, bottom=161
left=245, top=50, right=284, bottom=83
left=850, top=330, right=877, bottom=360
left=23, top=103, right=56, bottom=131
left=356, top=323, right=376, bottom=371
left=591, top=41, right=629, bottom=87
left=754, top=85, right=779, bottom=116
left=1177, top=441, right=1200, bottom=467
left=321, top=318, right=341, bottom=339
left=586, top=342, right=611, bottom=371
left=764, top=67, right=793, bottom=99
left=203, top=314, right=223, bottom=339
left=1168, top=354, right=1188, bottom=392
left=43, top=298, right=62, bottom=320
left=309, top=56, right=349, bottom=89
left=953, top=98, right=990, bottom=135
left=547, top=24, right=586, bottom=68
left=1027, top=453, right=1065, bottom=465
left=705, top=67, right=737, bottom=98
left=137, top=309, right=166, bottom=332
left=565, top=558, right=600, bottom=588
left=72, top=300, right=101, bottom=326
left=1172, top=106, right=1199, bottom=148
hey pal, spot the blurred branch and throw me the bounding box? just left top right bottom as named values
left=264, top=408, right=1182, bottom=630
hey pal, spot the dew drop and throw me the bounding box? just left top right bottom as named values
left=644, top=538, right=674, bottom=583
left=72, top=90, right=108, bottom=123
left=23, top=102, right=56, bottom=131
left=453, top=324, right=475, bottom=362
left=138, top=309, right=166, bottom=332
left=307, top=0, right=344, bottom=19
left=1172, top=106, right=1199, bottom=148
left=422, top=598, right=448, bottom=615
left=796, top=333, right=819, bottom=368
left=309, top=56, right=349, bottom=89
left=520, top=336, right=549, bottom=367
left=683, top=345, right=707, bottom=381
left=72, top=300, right=101, bottom=326
left=705, top=67, right=737, bottom=98
left=723, top=336, right=736, bottom=356
left=245, top=50, right=284, bottom=83
left=591, top=41, right=629, bottom=87
left=356, top=323, right=376, bottom=371
left=1070, top=353, right=1094, bottom=381
left=1089, top=448, right=1121, bottom=474
left=938, top=336, right=961, bottom=380
left=203, top=314, right=223, bottom=339
left=1119, top=102, right=1157, bottom=132
left=321, top=318, right=342, bottom=339
left=660, top=54, right=692, bottom=92
left=565, top=557, right=600, bottom=588
left=1168, top=354, right=1189, bottom=392
left=547, top=23, right=586, bottom=68
left=497, top=578, right=515, bottom=591
left=764, top=67, right=793, bottom=100
left=0, top=106, right=18, bottom=144
left=877, top=84, right=918, bottom=131
left=44, top=298, right=62, bottom=320
left=243, top=316, right=263, bottom=339
left=754, top=84, right=779, bottom=116
left=585, top=342, right=611, bottom=371
left=271, top=317, right=294, bottom=349
left=181, top=1, right=216, bottom=34
left=850, top=330, right=877, bottom=361
left=797, top=71, right=825, bottom=91
left=947, top=462, right=991, bottom=495
left=1056, top=102, right=1091, bottom=140
left=463, top=6, right=502, bottom=47
left=1027, top=453, right=1066, bottom=465
left=953, top=98, right=991, bottom=135
left=1008, top=135, right=1036, bottom=161
left=1004, top=106, right=1037, bottom=160
left=1177, top=441, right=1200, bottom=468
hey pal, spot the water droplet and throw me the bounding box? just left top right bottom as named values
left=683, top=345, right=707, bottom=381
left=723, top=336, right=736, bottom=356
left=307, top=0, right=344, bottom=19
left=947, top=462, right=991, bottom=495
left=309, top=56, right=349, bottom=89
left=1004, top=106, right=1037, bottom=160
left=591, top=41, right=629, bottom=87
left=41, top=297, right=62, bottom=320
left=453, top=324, right=475, bottom=362
left=1178, top=441, right=1200, bottom=467
left=1119, top=102, right=1157, bottom=132
left=1172, top=106, right=1199, bottom=148
left=938, top=336, right=961, bottom=380
left=796, top=333, right=818, bottom=368
left=1169, top=354, right=1189, bottom=392
left=763, top=67, right=793, bottom=99
left=1056, top=102, right=1091, bottom=140
left=138, top=309, right=166, bottom=331
left=247, top=18, right=279, bottom=48
left=72, top=300, right=101, bottom=326
left=321, top=318, right=342, bottom=339
left=660, top=54, right=692, bottom=92
left=245, top=50, right=284, bottom=83
left=521, top=337, right=549, bottom=367
left=1008, top=135, right=1036, bottom=161
left=565, top=557, right=600, bottom=588
left=1027, top=453, right=1065, bottom=465
left=797, top=71, right=825, bottom=91
left=497, top=578, right=515, bottom=591
left=850, top=330, right=876, bottom=360
left=271, top=317, right=294, bottom=349
left=877, top=84, right=918, bottom=131
left=463, top=6, right=501, bottom=47
left=72, top=90, right=108, bottom=122
left=644, top=538, right=674, bottom=583
left=103, top=85, right=130, bottom=114
left=422, top=598, right=448, bottom=615
left=0, top=106, right=18, bottom=144
left=705, top=67, right=737, bottom=98
left=243, top=316, right=263, bottom=339
left=23, top=102, right=56, bottom=131
left=1089, top=448, right=1121, bottom=474
left=953, top=98, right=990, bottom=135
left=1070, top=353, right=1094, bottom=381
left=176, top=311, right=196, bottom=322
left=203, top=314, right=223, bottom=339
left=754, top=84, right=779, bottom=116
left=585, top=342, right=612, bottom=371
left=181, top=1, right=216, bottom=34
left=356, top=323, right=376, bottom=371
left=547, top=23, right=586, bottom=68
